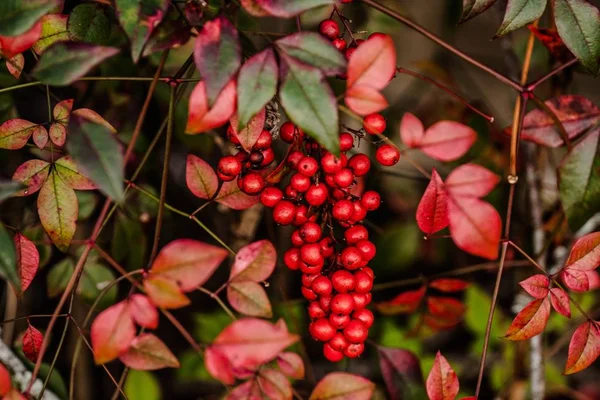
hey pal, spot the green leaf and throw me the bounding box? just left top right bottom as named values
left=67, top=114, right=125, bottom=202
left=279, top=54, right=339, bottom=154
left=0, top=224, right=19, bottom=290
left=465, top=284, right=506, bottom=355
left=78, top=261, right=117, bottom=309
left=37, top=169, right=78, bottom=252
left=47, top=258, right=73, bottom=297
left=276, top=32, right=346, bottom=76
left=125, top=370, right=161, bottom=400
left=0, top=0, right=58, bottom=36
left=111, top=212, right=146, bottom=271
left=255, top=0, right=334, bottom=18
left=68, top=4, right=110, bottom=45
left=32, top=14, right=69, bottom=54
left=236, top=48, right=278, bottom=131
left=193, top=311, right=231, bottom=343
left=33, top=42, right=120, bottom=86
left=0, top=180, right=24, bottom=204
left=115, top=0, right=169, bottom=62
left=459, top=0, right=498, bottom=22
left=558, top=128, right=600, bottom=230
left=496, top=0, right=547, bottom=36
left=76, top=191, right=99, bottom=220
left=553, top=0, right=600, bottom=74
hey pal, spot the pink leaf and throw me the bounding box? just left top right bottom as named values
left=399, top=112, right=424, bottom=147
left=91, top=301, right=136, bottom=364
left=345, top=84, right=388, bottom=116
left=53, top=99, right=73, bottom=123
left=416, top=169, right=448, bottom=235
left=448, top=196, right=501, bottom=260
left=417, top=121, right=476, bottom=162
left=426, top=351, right=459, bottom=400
left=186, top=154, right=219, bottom=200
left=310, top=372, right=375, bottom=400
left=227, top=379, right=262, bottom=399
left=14, top=233, right=39, bottom=292
left=12, top=160, right=51, bottom=196
left=504, top=297, right=551, bottom=340
left=128, top=294, right=159, bottom=330
left=49, top=123, right=66, bottom=147
left=587, top=270, right=600, bottom=290
left=185, top=80, right=237, bottom=134
left=347, top=34, right=396, bottom=91
left=205, top=347, right=236, bottom=385
left=0, top=119, right=41, bottom=150
left=564, top=320, right=600, bottom=374
left=119, top=333, right=179, bottom=370
left=143, top=276, right=191, bottom=309
left=519, top=274, right=550, bottom=299
left=0, top=21, right=42, bottom=59
left=375, top=286, right=426, bottom=315
left=6, top=54, right=24, bottom=79
left=253, top=0, right=335, bottom=18
left=549, top=287, right=571, bottom=318
left=32, top=124, right=48, bottom=149
left=277, top=352, right=305, bottom=379
left=562, top=268, right=590, bottom=292
left=72, top=108, right=116, bottom=133
left=215, top=179, right=260, bottom=210
left=22, top=323, right=43, bottom=363
left=229, top=107, right=266, bottom=152
left=565, top=232, right=600, bottom=271
left=445, top=164, right=499, bottom=198
left=227, top=281, right=272, bottom=318
left=54, top=156, right=97, bottom=190
left=429, top=279, right=469, bottom=293
left=230, top=240, right=276, bottom=282
left=149, top=239, right=228, bottom=292
left=258, top=368, right=292, bottom=400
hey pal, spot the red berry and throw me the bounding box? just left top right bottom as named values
left=321, top=153, right=344, bottom=174
left=318, top=19, right=340, bottom=40
left=249, top=150, right=264, bottom=166
left=217, top=171, right=235, bottom=181
left=329, top=332, right=349, bottom=351
left=339, top=132, right=354, bottom=151
left=273, top=200, right=296, bottom=225
left=333, top=200, right=354, bottom=221
left=356, top=240, right=376, bottom=261
left=306, top=184, right=328, bottom=206
left=361, top=267, right=375, bottom=279
left=312, top=276, right=333, bottom=296
left=227, top=125, right=241, bottom=144
left=291, top=173, right=311, bottom=192
left=334, top=168, right=354, bottom=188
left=287, top=150, right=304, bottom=168
left=376, top=144, right=400, bottom=166
left=329, top=313, right=350, bottom=329
left=323, top=343, right=344, bottom=362
left=332, top=270, right=356, bottom=293
left=353, top=309, right=374, bottom=328
left=260, top=186, right=283, bottom=207
left=300, top=243, right=323, bottom=266
left=369, top=32, right=388, bottom=40
left=217, top=156, right=242, bottom=178
left=297, top=156, right=319, bottom=177
left=354, top=270, right=374, bottom=293
left=341, top=246, right=363, bottom=270
left=343, top=320, right=368, bottom=343
left=331, top=293, right=355, bottom=315
left=332, top=38, right=347, bottom=51
left=283, top=248, right=300, bottom=270
left=294, top=204, right=309, bottom=226
left=280, top=122, right=298, bottom=143
left=291, top=230, right=304, bottom=247
left=308, top=301, right=326, bottom=319
left=302, top=273, right=319, bottom=287
left=302, top=286, right=317, bottom=301
left=363, top=113, right=386, bottom=135
left=319, top=295, right=332, bottom=312
left=331, top=188, right=346, bottom=201
left=234, top=151, right=248, bottom=163
left=260, top=148, right=275, bottom=167
left=343, top=342, right=365, bottom=358
left=310, top=318, right=336, bottom=341
left=347, top=154, right=371, bottom=177
left=361, top=190, right=380, bottom=210
left=300, top=222, right=322, bottom=243
left=239, top=173, right=265, bottom=195
left=351, top=202, right=368, bottom=222
left=344, top=225, right=368, bottom=244
left=284, top=184, right=299, bottom=199
left=320, top=237, right=335, bottom=258
left=254, top=129, right=272, bottom=150
left=351, top=292, right=369, bottom=310
left=324, top=174, right=336, bottom=187
left=345, top=47, right=356, bottom=60
left=300, top=260, right=323, bottom=275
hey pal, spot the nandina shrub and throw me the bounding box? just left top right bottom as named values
left=0, top=0, right=599, bottom=399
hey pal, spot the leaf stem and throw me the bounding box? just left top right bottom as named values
left=198, top=287, right=237, bottom=320
left=530, top=94, right=572, bottom=150
left=0, top=81, right=43, bottom=94
left=526, top=58, right=579, bottom=91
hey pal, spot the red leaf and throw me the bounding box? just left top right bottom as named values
left=215, top=179, right=261, bottom=210
left=416, top=169, right=449, bottom=235
left=119, top=333, right=179, bottom=370
left=22, top=323, right=43, bottom=363
left=277, top=352, right=305, bottom=379
left=424, top=313, right=462, bottom=330
left=72, top=108, right=116, bottom=133
left=445, top=164, right=499, bottom=198
left=230, top=240, right=276, bottom=282
left=561, top=268, right=590, bottom=292
left=504, top=297, right=551, bottom=341
left=400, top=112, right=424, bottom=147
left=310, top=372, right=375, bottom=400
left=587, top=270, right=600, bottom=290
left=205, top=347, right=235, bottom=384
left=417, top=121, right=476, bottom=162
left=519, top=274, right=550, bottom=299
left=128, top=294, right=159, bottom=330
left=6, top=54, right=24, bottom=79
left=0, top=119, right=41, bottom=150
left=347, top=34, right=396, bottom=91
left=427, top=296, right=466, bottom=319
left=506, top=95, right=600, bottom=147
left=345, top=84, right=388, bottom=116
left=186, top=154, right=219, bottom=200
left=229, top=107, right=266, bottom=152
left=257, top=368, right=292, bottom=400
left=565, top=232, right=600, bottom=271
left=429, top=279, right=469, bottom=293
left=149, top=239, right=228, bottom=292
left=426, top=351, right=459, bottom=400
left=564, top=320, right=600, bottom=374
left=32, top=124, right=48, bottom=149
left=377, top=347, right=423, bottom=399
left=143, top=276, right=189, bottom=310
left=254, top=0, right=334, bottom=18
left=0, top=362, right=10, bottom=396
left=227, top=380, right=262, bottom=399
left=375, top=286, right=426, bottom=315
left=448, top=196, right=501, bottom=260
left=0, top=21, right=42, bottom=59
left=185, top=80, right=237, bottom=134
left=227, top=281, right=272, bottom=318
left=3, top=388, right=26, bottom=400
left=528, top=26, right=572, bottom=63
left=91, top=301, right=136, bottom=364
left=549, top=287, right=571, bottom=318
left=14, top=232, right=39, bottom=292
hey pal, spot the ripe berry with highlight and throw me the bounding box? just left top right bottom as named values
left=376, top=144, right=400, bottom=166
left=363, top=113, right=386, bottom=135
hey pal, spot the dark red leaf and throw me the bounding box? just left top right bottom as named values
left=377, top=346, right=423, bottom=400
left=13, top=232, right=39, bottom=292
left=375, top=286, right=426, bottom=315
left=564, top=320, right=600, bottom=374
left=429, top=279, right=469, bottom=293
left=549, top=287, right=571, bottom=318
left=0, top=362, right=10, bottom=396
left=427, top=296, right=466, bottom=319
left=22, top=323, right=43, bottom=363
left=504, top=297, right=551, bottom=340
left=519, top=274, right=550, bottom=299
left=416, top=169, right=449, bottom=235
left=528, top=26, right=573, bottom=63
left=426, top=351, right=459, bottom=400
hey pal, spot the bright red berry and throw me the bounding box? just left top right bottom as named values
left=331, top=293, right=355, bottom=315
left=329, top=332, right=349, bottom=352
left=320, top=237, right=335, bottom=258
left=353, top=309, right=374, bottom=328
left=333, top=200, right=354, bottom=221
left=334, top=168, right=354, bottom=188
left=363, top=113, right=386, bottom=134
left=302, top=273, right=319, bottom=287
left=217, top=156, right=242, bottom=179
left=312, top=276, right=333, bottom=296
left=297, top=156, right=319, bottom=177
left=319, top=295, right=332, bottom=312
left=345, top=47, right=356, bottom=60
left=302, top=286, right=317, bottom=301
left=260, top=148, right=275, bottom=167
left=300, top=243, right=323, bottom=265
left=321, top=152, right=343, bottom=174
left=254, top=129, right=272, bottom=150
left=347, top=154, right=371, bottom=176
left=332, top=270, right=356, bottom=293
left=260, top=186, right=283, bottom=207
left=361, top=267, right=375, bottom=279
left=375, top=144, right=400, bottom=166
left=287, top=150, right=304, bottom=168
left=361, top=190, right=380, bottom=210
left=280, top=122, right=298, bottom=143
left=356, top=240, right=376, bottom=261
left=300, top=222, right=322, bottom=243
left=323, top=343, right=344, bottom=362
left=344, top=225, right=368, bottom=244
left=351, top=292, right=369, bottom=310
left=341, top=246, right=363, bottom=269
left=318, top=19, right=340, bottom=40
left=332, top=38, right=347, bottom=51
left=291, top=173, right=311, bottom=192
left=343, top=320, right=368, bottom=343
left=238, top=173, right=264, bottom=195
left=329, top=313, right=350, bottom=329
left=354, top=270, right=374, bottom=293
left=291, top=230, right=304, bottom=247
left=310, top=318, right=336, bottom=341
left=226, top=125, right=241, bottom=144
left=273, top=200, right=296, bottom=225
left=283, top=248, right=300, bottom=270
left=308, top=301, right=326, bottom=319
left=294, top=204, right=309, bottom=226
left=369, top=32, right=388, bottom=40
left=351, top=201, right=368, bottom=222
left=284, top=184, right=299, bottom=199
left=306, top=184, right=328, bottom=206
left=344, top=342, right=365, bottom=358
left=339, top=132, right=354, bottom=151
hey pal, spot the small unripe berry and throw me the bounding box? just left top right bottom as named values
left=283, top=248, right=300, bottom=270
left=308, top=301, right=326, bottom=319
left=291, top=173, right=311, bottom=192
left=347, top=154, right=371, bottom=177
left=311, top=276, right=333, bottom=296
left=332, top=270, right=356, bottom=293
left=300, top=243, right=323, bottom=266
left=254, top=129, right=272, bottom=150
left=344, top=225, right=368, bottom=244
left=323, top=343, right=344, bottom=362
left=376, top=144, right=400, bottom=166
left=354, top=270, right=374, bottom=293
left=341, top=246, right=363, bottom=270
left=310, top=318, right=336, bottom=341
left=331, top=293, right=355, bottom=315
left=353, top=308, right=374, bottom=328
left=273, top=200, right=296, bottom=225
left=334, top=168, right=354, bottom=188
left=363, top=113, right=386, bottom=134
left=297, top=156, right=319, bottom=177
left=217, top=156, right=242, bottom=178
left=238, top=173, right=264, bottom=195
left=333, top=200, right=354, bottom=221
left=300, top=222, right=322, bottom=243
left=260, top=186, right=283, bottom=207
left=361, top=190, right=381, bottom=210
left=344, top=342, right=365, bottom=358
left=318, top=19, right=340, bottom=40
left=339, top=132, right=354, bottom=151
left=329, top=313, right=350, bottom=329
left=343, top=320, right=368, bottom=343
left=306, top=184, right=328, bottom=206
left=329, top=332, right=349, bottom=352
